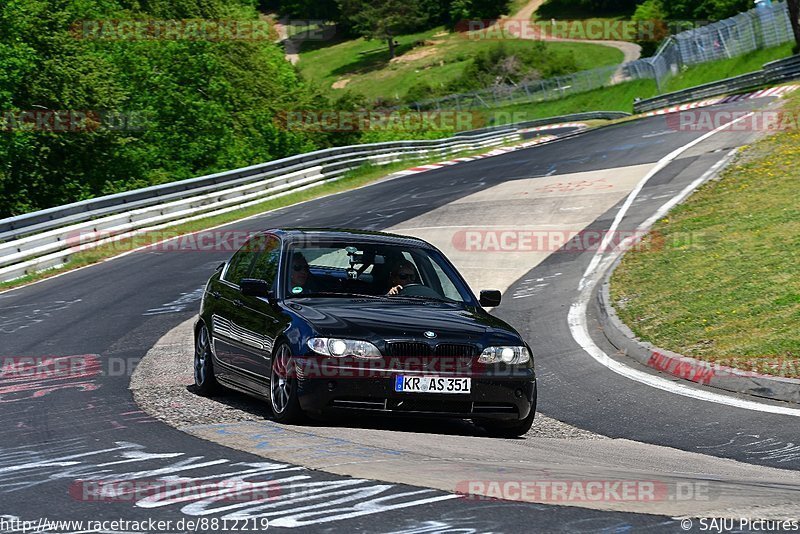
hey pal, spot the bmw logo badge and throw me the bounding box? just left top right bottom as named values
left=423, top=331, right=436, bottom=339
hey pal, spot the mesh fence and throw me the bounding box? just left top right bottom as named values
left=404, top=1, right=794, bottom=111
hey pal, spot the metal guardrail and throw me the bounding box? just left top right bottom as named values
left=633, top=55, right=800, bottom=113
left=0, top=133, right=509, bottom=240
left=0, top=128, right=532, bottom=282
left=454, top=111, right=630, bottom=137
left=0, top=110, right=632, bottom=284
left=763, top=53, right=800, bottom=83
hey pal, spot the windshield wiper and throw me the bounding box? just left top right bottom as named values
left=296, top=291, right=391, bottom=300
left=388, top=295, right=451, bottom=303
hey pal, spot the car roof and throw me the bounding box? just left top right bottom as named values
left=267, top=228, right=435, bottom=249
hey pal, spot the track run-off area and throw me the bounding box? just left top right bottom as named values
left=1, top=94, right=799, bottom=533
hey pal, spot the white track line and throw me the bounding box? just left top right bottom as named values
left=581, top=113, right=751, bottom=290
left=570, top=113, right=800, bottom=416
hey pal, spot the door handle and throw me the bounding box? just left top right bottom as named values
left=233, top=299, right=244, bottom=308
left=209, top=291, right=221, bottom=299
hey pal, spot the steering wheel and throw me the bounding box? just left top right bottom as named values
left=398, top=283, right=441, bottom=298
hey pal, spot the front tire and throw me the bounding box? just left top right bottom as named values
left=269, top=343, right=305, bottom=424
left=194, top=323, right=220, bottom=396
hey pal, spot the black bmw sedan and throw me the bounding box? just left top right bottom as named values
left=194, top=228, right=537, bottom=437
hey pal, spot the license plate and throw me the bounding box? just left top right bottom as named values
left=394, top=375, right=471, bottom=394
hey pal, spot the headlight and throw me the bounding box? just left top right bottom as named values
left=307, top=338, right=382, bottom=359
left=478, top=346, right=531, bottom=364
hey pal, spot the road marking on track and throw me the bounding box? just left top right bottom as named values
left=571, top=113, right=800, bottom=416
left=581, top=113, right=751, bottom=291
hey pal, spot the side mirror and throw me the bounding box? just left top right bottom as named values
left=240, top=278, right=271, bottom=299
left=479, top=290, right=502, bottom=307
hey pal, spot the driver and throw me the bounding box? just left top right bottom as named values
left=288, top=252, right=316, bottom=295
left=386, top=259, right=418, bottom=296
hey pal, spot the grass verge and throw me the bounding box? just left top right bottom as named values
left=298, top=27, right=623, bottom=101
left=0, top=136, right=554, bottom=293
left=609, top=90, right=800, bottom=378
left=469, top=43, right=793, bottom=124
left=662, top=43, right=794, bottom=93
left=481, top=79, right=657, bottom=123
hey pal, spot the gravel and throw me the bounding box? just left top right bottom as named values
left=131, top=318, right=605, bottom=441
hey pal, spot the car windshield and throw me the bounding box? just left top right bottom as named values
left=284, top=241, right=471, bottom=303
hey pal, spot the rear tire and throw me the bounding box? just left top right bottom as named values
left=479, top=386, right=537, bottom=438
left=269, top=343, right=305, bottom=424
left=194, top=324, right=220, bottom=396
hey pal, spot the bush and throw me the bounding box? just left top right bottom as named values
left=449, top=42, right=578, bottom=92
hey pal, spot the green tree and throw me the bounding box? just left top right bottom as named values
left=449, top=0, right=511, bottom=21
left=788, top=0, right=800, bottom=54
left=337, top=0, right=429, bottom=58
left=0, top=0, right=326, bottom=218
left=261, top=0, right=341, bottom=21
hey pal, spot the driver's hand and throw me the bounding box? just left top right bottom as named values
left=387, top=285, right=403, bottom=295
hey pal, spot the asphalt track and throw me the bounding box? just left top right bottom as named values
left=1, top=96, right=798, bottom=533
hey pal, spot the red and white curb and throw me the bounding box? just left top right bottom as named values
left=643, top=84, right=799, bottom=117
left=721, top=84, right=798, bottom=102
left=392, top=133, right=566, bottom=176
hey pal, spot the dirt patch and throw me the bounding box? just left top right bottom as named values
left=391, top=46, right=439, bottom=64
left=332, top=78, right=351, bottom=89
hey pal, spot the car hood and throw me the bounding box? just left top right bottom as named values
left=287, top=298, right=520, bottom=344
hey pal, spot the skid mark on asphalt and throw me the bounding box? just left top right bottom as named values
left=0, top=355, right=102, bottom=404
left=0, top=395, right=158, bottom=443
left=143, top=287, right=205, bottom=316
left=0, top=439, right=457, bottom=529
left=0, top=299, right=82, bottom=334
left=696, top=433, right=800, bottom=464
left=512, top=273, right=563, bottom=300
left=184, top=422, right=405, bottom=466
left=534, top=177, right=614, bottom=194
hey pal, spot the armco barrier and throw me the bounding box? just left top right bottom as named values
left=0, top=131, right=517, bottom=282
left=0, top=111, right=633, bottom=283
left=453, top=111, right=630, bottom=137
left=0, top=134, right=510, bottom=240
left=633, top=55, right=800, bottom=113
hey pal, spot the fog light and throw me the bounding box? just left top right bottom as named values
left=328, top=381, right=336, bottom=391
left=514, top=389, right=523, bottom=398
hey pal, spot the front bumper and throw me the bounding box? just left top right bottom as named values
left=294, top=358, right=536, bottom=421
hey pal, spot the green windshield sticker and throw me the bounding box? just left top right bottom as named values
left=292, top=286, right=303, bottom=294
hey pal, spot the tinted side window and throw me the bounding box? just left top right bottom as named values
left=251, top=236, right=281, bottom=285
left=222, top=236, right=264, bottom=285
